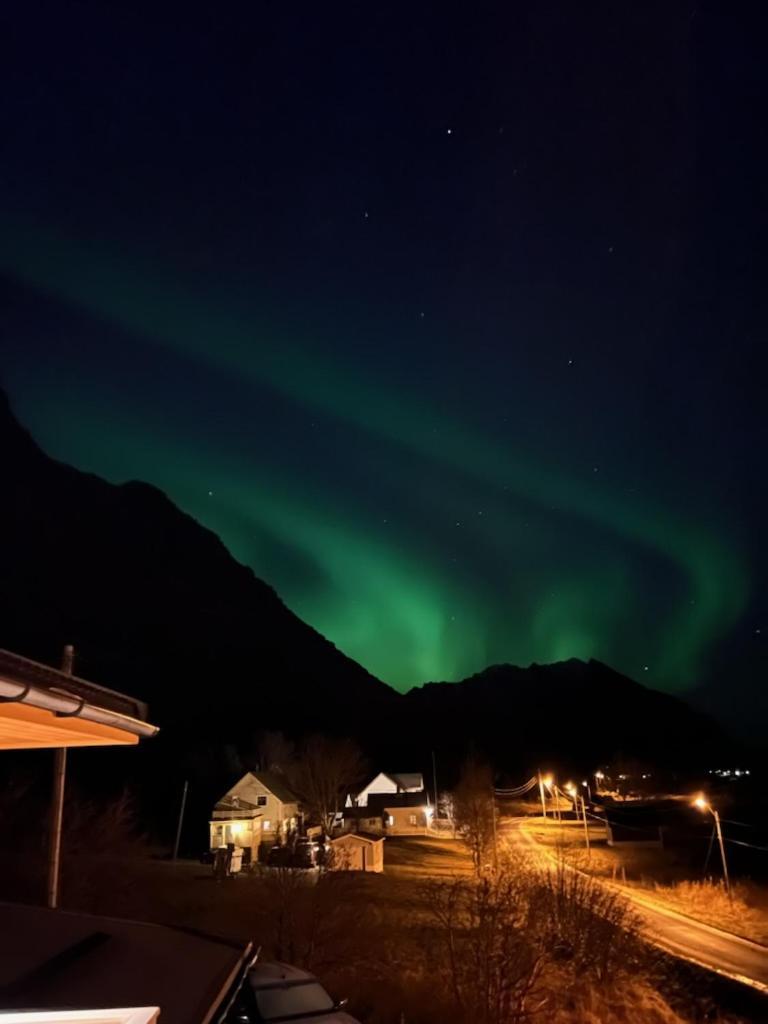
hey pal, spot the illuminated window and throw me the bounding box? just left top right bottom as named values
left=262, top=820, right=272, bottom=831
left=408, top=814, right=418, bottom=826
left=387, top=815, right=394, bottom=826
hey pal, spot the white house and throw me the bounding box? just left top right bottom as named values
left=346, top=771, right=424, bottom=808
left=209, top=771, right=300, bottom=861
left=341, top=792, right=432, bottom=836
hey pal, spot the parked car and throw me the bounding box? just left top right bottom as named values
left=224, top=960, right=360, bottom=1023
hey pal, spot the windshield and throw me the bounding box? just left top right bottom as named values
left=253, top=980, right=335, bottom=1021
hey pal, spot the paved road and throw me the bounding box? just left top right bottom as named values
left=502, top=817, right=768, bottom=994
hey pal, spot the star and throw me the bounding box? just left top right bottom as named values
left=446, top=128, right=452, bottom=135
left=363, top=211, right=369, bottom=219
left=207, top=490, right=214, bottom=496
left=608, top=245, right=614, bottom=253
left=592, top=466, right=599, bottom=473
left=643, top=665, right=649, bottom=672
left=567, top=358, right=574, bottom=365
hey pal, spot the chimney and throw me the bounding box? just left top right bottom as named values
left=61, top=645, right=74, bottom=676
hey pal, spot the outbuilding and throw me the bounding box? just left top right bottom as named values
left=330, top=832, right=384, bottom=872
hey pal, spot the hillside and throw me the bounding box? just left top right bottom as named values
left=0, top=388, right=394, bottom=743
left=404, top=658, right=730, bottom=776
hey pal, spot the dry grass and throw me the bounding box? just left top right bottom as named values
left=518, top=817, right=768, bottom=951
left=651, top=879, right=768, bottom=946
left=383, top=836, right=472, bottom=879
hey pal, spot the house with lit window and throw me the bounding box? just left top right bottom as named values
left=209, top=771, right=300, bottom=860
left=342, top=791, right=432, bottom=836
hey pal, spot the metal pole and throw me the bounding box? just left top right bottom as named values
left=173, top=779, right=189, bottom=860
left=581, top=795, right=591, bottom=858
left=702, top=823, right=716, bottom=877
left=431, top=750, right=439, bottom=825
left=47, top=749, right=67, bottom=908
left=538, top=771, right=547, bottom=819
left=713, top=809, right=730, bottom=896
left=47, top=644, right=74, bottom=909
left=490, top=784, right=498, bottom=871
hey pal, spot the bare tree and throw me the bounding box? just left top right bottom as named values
left=424, top=866, right=544, bottom=1024
left=533, top=857, right=643, bottom=981
left=286, top=735, right=366, bottom=834
left=453, top=757, right=496, bottom=875
left=423, top=852, right=647, bottom=1024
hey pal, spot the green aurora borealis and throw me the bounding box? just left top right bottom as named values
left=1, top=227, right=749, bottom=692
left=1, top=4, right=762, bottom=700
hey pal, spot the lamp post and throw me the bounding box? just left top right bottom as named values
left=542, top=774, right=557, bottom=822
left=582, top=779, right=591, bottom=802
left=693, top=795, right=730, bottom=897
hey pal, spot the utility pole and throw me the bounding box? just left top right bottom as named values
left=431, top=750, right=439, bottom=826
left=693, top=795, right=731, bottom=899
left=538, top=771, right=547, bottom=819
left=713, top=808, right=730, bottom=897
left=580, top=794, right=591, bottom=858
left=173, top=779, right=189, bottom=860
left=47, top=644, right=74, bottom=909
left=490, top=784, right=498, bottom=871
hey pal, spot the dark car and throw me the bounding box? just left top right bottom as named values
left=225, top=960, right=360, bottom=1023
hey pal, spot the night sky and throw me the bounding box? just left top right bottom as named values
left=2, top=4, right=766, bottom=703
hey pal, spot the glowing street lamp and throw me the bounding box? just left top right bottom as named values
left=582, top=779, right=592, bottom=801
left=693, top=794, right=730, bottom=896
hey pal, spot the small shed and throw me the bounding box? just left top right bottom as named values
left=330, top=832, right=384, bottom=872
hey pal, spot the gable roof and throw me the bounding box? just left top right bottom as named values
left=331, top=832, right=383, bottom=845
left=389, top=772, right=423, bottom=790
left=356, top=771, right=424, bottom=796
left=248, top=771, right=299, bottom=804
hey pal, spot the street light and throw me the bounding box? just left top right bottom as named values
left=582, top=779, right=591, bottom=801
left=693, top=794, right=730, bottom=896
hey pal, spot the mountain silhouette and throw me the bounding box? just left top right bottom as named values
left=1, top=388, right=729, bottom=806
